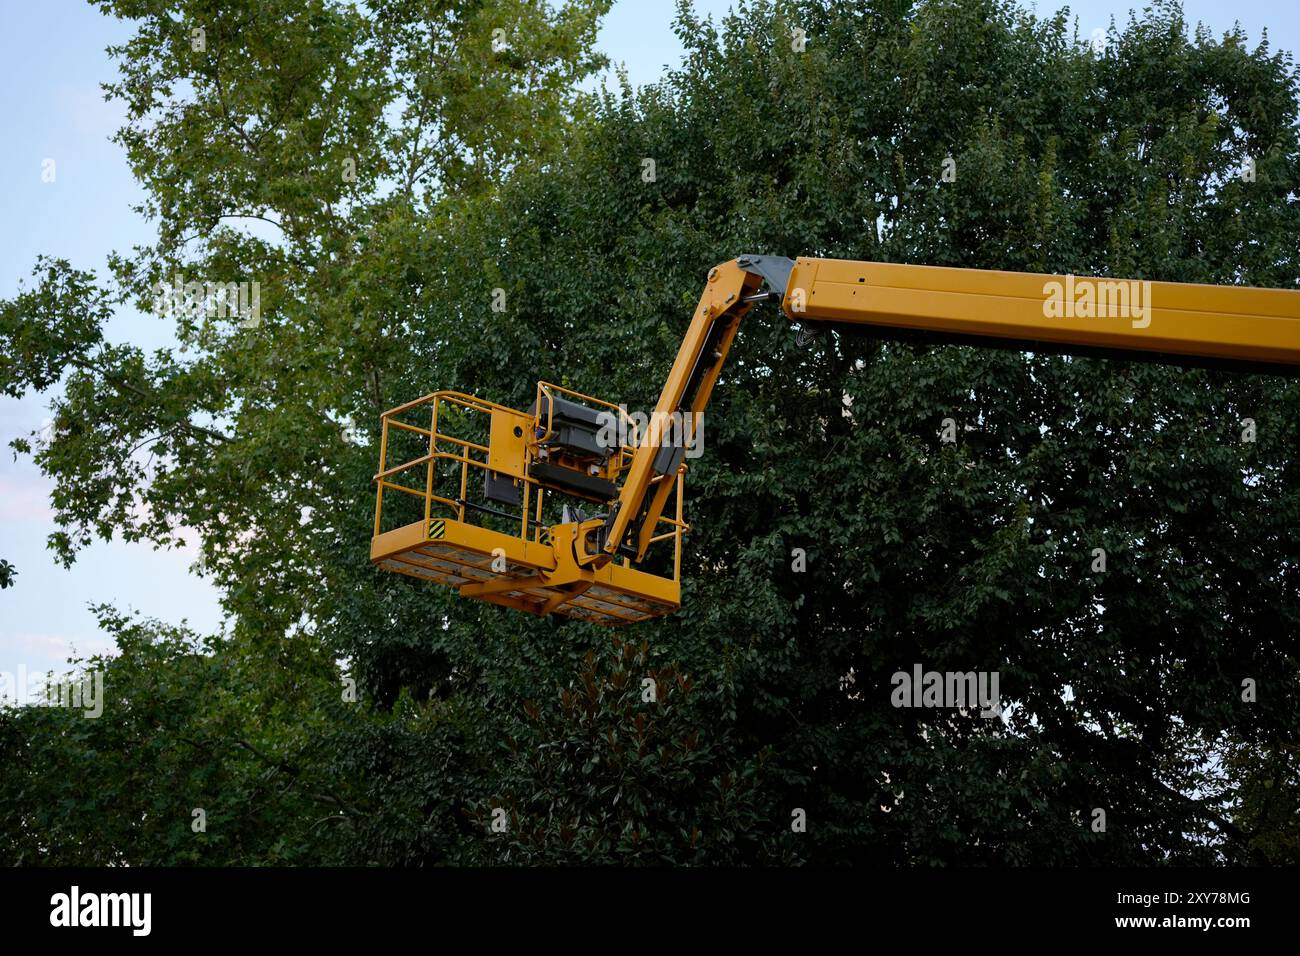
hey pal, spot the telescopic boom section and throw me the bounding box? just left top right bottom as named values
left=782, top=257, right=1300, bottom=369
left=600, top=255, right=1300, bottom=561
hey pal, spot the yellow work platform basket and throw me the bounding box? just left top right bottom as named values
left=370, top=382, right=687, bottom=625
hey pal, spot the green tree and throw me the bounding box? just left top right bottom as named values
left=2, top=0, right=1298, bottom=864
left=0, top=608, right=356, bottom=865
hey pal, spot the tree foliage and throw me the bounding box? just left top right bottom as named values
left=2, top=0, right=1298, bottom=864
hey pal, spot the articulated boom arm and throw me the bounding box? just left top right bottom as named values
left=600, top=255, right=1300, bottom=562
left=599, top=259, right=766, bottom=564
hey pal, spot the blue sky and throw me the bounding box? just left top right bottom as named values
left=2, top=0, right=1297, bottom=691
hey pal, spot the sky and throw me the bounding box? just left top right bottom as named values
left=2, top=0, right=1297, bottom=695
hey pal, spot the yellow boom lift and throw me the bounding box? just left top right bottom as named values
left=371, top=256, right=1300, bottom=624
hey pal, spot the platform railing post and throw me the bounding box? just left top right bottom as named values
left=374, top=417, right=390, bottom=538
left=424, top=401, right=437, bottom=534
left=458, top=455, right=468, bottom=523
left=673, top=470, right=684, bottom=582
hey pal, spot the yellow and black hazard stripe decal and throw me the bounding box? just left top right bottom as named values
left=428, top=518, right=446, bottom=540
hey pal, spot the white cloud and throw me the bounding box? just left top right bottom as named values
left=4, top=630, right=114, bottom=659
